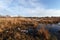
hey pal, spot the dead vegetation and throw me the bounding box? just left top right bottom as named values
left=0, top=17, right=59, bottom=40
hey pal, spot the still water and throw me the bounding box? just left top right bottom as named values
left=37, top=23, right=60, bottom=40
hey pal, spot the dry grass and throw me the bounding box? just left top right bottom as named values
left=0, top=17, right=58, bottom=40
left=0, top=17, right=38, bottom=40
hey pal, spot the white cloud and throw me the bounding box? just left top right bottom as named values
left=0, top=0, right=60, bottom=17
left=0, top=0, right=12, bottom=8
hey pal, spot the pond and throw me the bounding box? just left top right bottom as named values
left=20, top=23, right=60, bottom=40
left=37, top=23, right=60, bottom=40
left=21, top=23, right=60, bottom=35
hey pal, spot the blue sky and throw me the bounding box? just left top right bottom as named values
left=0, top=0, right=60, bottom=17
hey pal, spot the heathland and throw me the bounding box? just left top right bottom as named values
left=0, top=17, right=60, bottom=40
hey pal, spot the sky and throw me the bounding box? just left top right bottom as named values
left=0, top=0, right=60, bottom=17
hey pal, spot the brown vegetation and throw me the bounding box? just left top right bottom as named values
left=0, top=17, right=59, bottom=40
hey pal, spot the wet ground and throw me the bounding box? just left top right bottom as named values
left=0, top=23, right=60, bottom=40
left=37, top=23, right=60, bottom=40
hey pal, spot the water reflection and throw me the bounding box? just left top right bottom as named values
left=37, top=23, right=60, bottom=40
